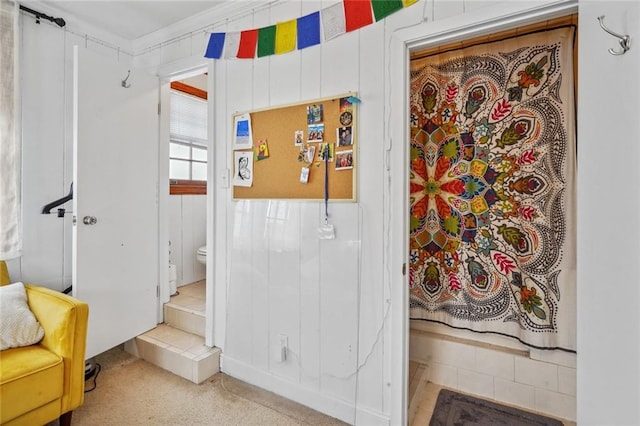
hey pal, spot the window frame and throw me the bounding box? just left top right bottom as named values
left=169, top=80, right=208, bottom=195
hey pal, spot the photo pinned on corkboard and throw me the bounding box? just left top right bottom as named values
left=307, top=104, right=323, bottom=124
left=317, top=143, right=334, bottom=163
left=339, top=97, right=354, bottom=126
left=254, top=139, right=269, bottom=161
left=337, top=126, right=353, bottom=146
left=335, top=150, right=353, bottom=170
left=307, top=123, right=324, bottom=143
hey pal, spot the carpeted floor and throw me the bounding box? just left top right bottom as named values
left=429, top=388, right=563, bottom=426
left=48, top=346, right=347, bottom=426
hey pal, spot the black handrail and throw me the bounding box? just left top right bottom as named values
left=42, top=183, right=73, bottom=217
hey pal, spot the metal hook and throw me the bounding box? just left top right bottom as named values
left=121, top=70, right=132, bottom=88
left=597, top=15, right=631, bottom=55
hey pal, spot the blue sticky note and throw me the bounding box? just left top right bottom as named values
left=297, top=12, right=321, bottom=50
left=204, top=33, right=226, bottom=59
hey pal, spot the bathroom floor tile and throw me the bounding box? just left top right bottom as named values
left=171, top=281, right=206, bottom=313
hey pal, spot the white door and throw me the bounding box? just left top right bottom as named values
left=72, top=46, right=159, bottom=359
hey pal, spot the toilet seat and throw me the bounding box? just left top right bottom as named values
left=196, top=246, right=207, bottom=265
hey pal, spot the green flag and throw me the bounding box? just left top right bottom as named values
left=257, top=25, right=276, bottom=57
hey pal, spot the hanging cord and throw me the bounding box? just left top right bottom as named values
left=324, top=145, right=329, bottom=224
left=84, top=363, right=102, bottom=393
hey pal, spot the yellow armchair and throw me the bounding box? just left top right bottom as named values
left=0, top=261, right=89, bottom=426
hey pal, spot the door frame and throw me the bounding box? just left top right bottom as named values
left=157, top=59, right=216, bottom=348
left=387, top=1, right=578, bottom=424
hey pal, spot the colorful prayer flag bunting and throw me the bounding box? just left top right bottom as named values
left=204, top=0, right=419, bottom=60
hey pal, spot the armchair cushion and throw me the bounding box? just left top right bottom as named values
left=0, top=345, right=64, bottom=424
left=0, top=260, right=9, bottom=285
left=0, top=282, right=45, bottom=350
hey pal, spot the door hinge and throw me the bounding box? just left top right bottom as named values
left=158, top=103, right=161, bottom=115
left=157, top=285, right=160, bottom=298
left=402, top=263, right=406, bottom=276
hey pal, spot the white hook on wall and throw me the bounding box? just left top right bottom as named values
left=597, top=15, right=631, bottom=55
left=121, top=70, right=132, bottom=88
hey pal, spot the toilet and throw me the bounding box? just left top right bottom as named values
left=196, top=246, right=207, bottom=265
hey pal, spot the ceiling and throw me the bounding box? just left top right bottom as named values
left=21, top=1, right=226, bottom=41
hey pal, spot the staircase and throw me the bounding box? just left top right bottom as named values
left=124, top=282, right=220, bottom=384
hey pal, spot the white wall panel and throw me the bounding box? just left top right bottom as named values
left=318, top=202, right=359, bottom=403
left=19, top=18, right=67, bottom=289
left=168, top=196, right=182, bottom=280
left=577, top=1, right=640, bottom=424
left=267, top=201, right=302, bottom=381
left=432, top=0, right=465, bottom=21
left=213, top=54, right=229, bottom=349
left=181, top=196, right=195, bottom=283
left=225, top=200, right=256, bottom=364
left=299, top=203, right=322, bottom=390
left=320, top=30, right=360, bottom=97
left=167, top=195, right=206, bottom=287
left=251, top=10, right=271, bottom=111
left=250, top=200, right=270, bottom=371
left=351, top=20, right=387, bottom=415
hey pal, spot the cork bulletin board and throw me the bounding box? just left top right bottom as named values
left=232, top=93, right=357, bottom=201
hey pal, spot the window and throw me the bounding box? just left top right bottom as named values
left=170, top=87, right=208, bottom=194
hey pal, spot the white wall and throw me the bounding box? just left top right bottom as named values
left=168, top=194, right=206, bottom=286
left=577, top=1, right=640, bottom=424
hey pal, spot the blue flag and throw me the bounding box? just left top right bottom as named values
left=204, top=33, right=226, bottom=59
left=297, top=11, right=320, bottom=50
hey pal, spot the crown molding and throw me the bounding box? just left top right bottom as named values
left=131, top=1, right=281, bottom=55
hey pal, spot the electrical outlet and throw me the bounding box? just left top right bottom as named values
left=278, top=334, right=288, bottom=362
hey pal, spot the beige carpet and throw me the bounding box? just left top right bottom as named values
left=48, top=346, right=347, bottom=426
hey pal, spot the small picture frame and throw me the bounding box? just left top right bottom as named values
left=335, top=150, right=353, bottom=170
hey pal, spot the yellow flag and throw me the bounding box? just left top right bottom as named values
left=403, top=0, right=419, bottom=6
left=275, top=19, right=297, bottom=54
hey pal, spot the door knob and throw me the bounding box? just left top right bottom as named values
left=83, top=216, right=97, bottom=225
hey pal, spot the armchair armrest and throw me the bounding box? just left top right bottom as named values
left=25, top=285, right=89, bottom=414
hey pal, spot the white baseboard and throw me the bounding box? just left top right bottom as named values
left=221, top=355, right=390, bottom=426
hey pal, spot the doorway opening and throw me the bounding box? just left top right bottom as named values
left=161, top=70, right=209, bottom=325
left=401, top=12, right=578, bottom=426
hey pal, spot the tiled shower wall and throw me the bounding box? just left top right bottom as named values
left=410, top=327, right=576, bottom=421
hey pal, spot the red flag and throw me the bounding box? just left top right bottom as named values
left=343, top=0, right=373, bottom=32
left=237, top=29, right=258, bottom=58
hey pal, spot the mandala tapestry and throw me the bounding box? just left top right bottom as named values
left=409, top=28, right=576, bottom=351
